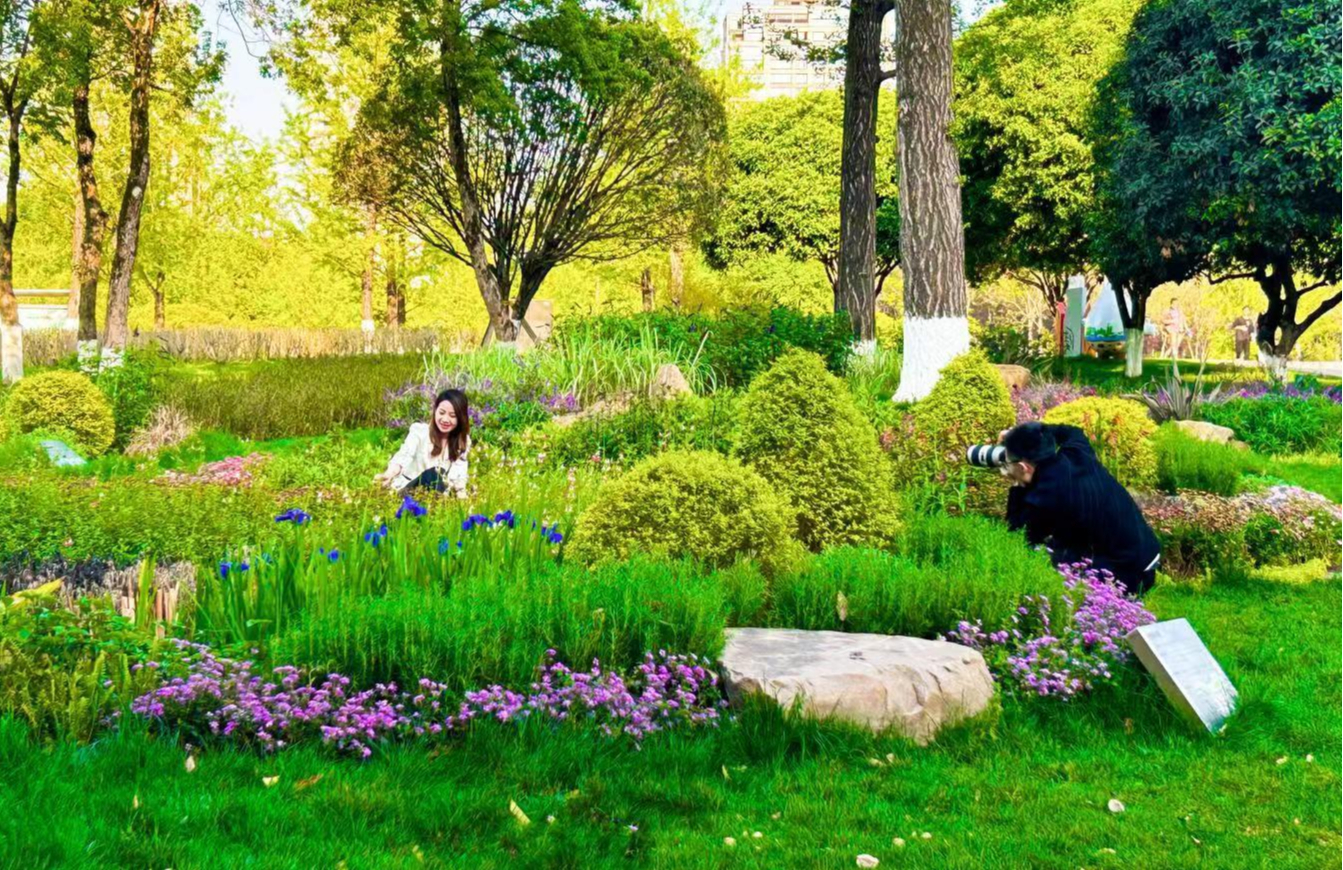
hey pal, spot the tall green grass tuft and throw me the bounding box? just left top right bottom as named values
left=766, top=511, right=1068, bottom=638
left=1153, top=425, right=1263, bottom=496
left=272, top=556, right=728, bottom=690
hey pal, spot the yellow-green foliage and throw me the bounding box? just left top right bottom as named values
left=1043, top=397, right=1156, bottom=490
left=912, top=350, right=1015, bottom=446
left=4, top=371, right=115, bottom=456
left=734, top=349, right=899, bottom=550
left=889, top=350, right=1016, bottom=513
left=569, top=450, right=799, bottom=573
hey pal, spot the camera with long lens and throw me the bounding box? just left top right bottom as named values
left=965, top=443, right=1010, bottom=469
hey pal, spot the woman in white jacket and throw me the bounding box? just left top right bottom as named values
left=375, top=389, right=472, bottom=496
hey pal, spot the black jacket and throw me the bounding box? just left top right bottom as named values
left=1006, top=424, right=1160, bottom=581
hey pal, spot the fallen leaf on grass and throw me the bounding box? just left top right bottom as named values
left=509, top=800, right=531, bottom=827
left=891, top=837, right=905, bottom=848
left=723, top=837, right=737, bottom=848
left=1107, top=799, right=1125, bottom=814
left=184, top=756, right=197, bottom=774
left=1276, top=757, right=1288, bottom=766
left=262, top=776, right=279, bottom=788
left=856, top=855, right=879, bottom=868
left=132, top=795, right=140, bottom=810
left=295, top=774, right=325, bottom=791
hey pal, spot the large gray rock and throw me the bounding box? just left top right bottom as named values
left=1173, top=419, right=1235, bottom=444
left=994, top=364, right=1031, bottom=392
left=651, top=363, right=693, bottom=399
left=720, top=628, right=995, bottom=744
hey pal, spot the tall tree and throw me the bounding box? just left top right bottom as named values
left=101, top=0, right=160, bottom=350
left=0, top=0, right=46, bottom=382
left=1087, top=45, right=1206, bottom=378
left=835, top=0, right=896, bottom=345
left=34, top=0, right=112, bottom=346
left=349, top=1, right=726, bottom=343
left=103, top=0, right=220, bottom=349
left=1108, top=0, right=1340, bottom=376
left=891, top=0, right=969, bottom=401
left=955, top=0, right=1142, bottom=316
left=702, top=91, right=899, bottom=303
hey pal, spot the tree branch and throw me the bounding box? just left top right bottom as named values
left=1296, top=289, right=1342, bottom=337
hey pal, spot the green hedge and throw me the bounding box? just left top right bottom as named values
left=1201, top=396, right=1341, bottom=455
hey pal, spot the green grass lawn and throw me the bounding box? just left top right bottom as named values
left=1045, top=357, right=1341, bottom=392
left=5, top=574, right=1338, bottom=869
left=1268, top=454, right=1343, bottom=503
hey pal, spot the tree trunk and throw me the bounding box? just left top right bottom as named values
left=668, top=243, right=685, bottom=308
left=835, top=0, right=888, bottom=346
left=1124, top=329, right=1143, bottom=377
left=439, top=18, right=513, bottom=343
left=150, top=271, right=165, bottom=328
left=0, top=102, right=23, bottom=383
left=360, top=206, right=376, bottom=345
left=73, top=78, right=107, bottom=345
left=1252, top=259, right=1341, bottom=380
left=1112, top=281, right=1148, bottom=378
left=385, top=272, right=404, bottom=329
left=640, top=267, right=655, bottom=312
left=103, top=0, right=161, bottom=351
left=891, top=0, right=969, bottom=402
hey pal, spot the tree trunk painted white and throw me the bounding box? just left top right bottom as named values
left=893, top=315, right=970, bottom=402
left=0, top=321, right=21, bottom=383
left=1258, top=350, right=1288, bottom=382
left=1124, top=328, right=1143, bottom=378
left=891, top=0, right=970, bottom=402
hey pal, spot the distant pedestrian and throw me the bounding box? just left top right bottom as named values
left=1160, top=301, right=1186, bottom=359
left=1231, top=307, right=1255, bottom=360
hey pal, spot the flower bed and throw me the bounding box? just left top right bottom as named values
left=131, top=641, right=725, bottom=757
left=947, top=561, right=1156, bottom=699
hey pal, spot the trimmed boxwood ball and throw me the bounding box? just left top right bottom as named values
left=1043, top=397, right=1156, bottom=491
left=568, top=450, right=799, bottom=573
left=4, top=371, right=116, bottom=456
left=888, top=350, right=1015, bottom=514
left=734, top=349, right=899, bottom=550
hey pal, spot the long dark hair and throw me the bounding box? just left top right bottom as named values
left=429, top=389, right=470, bottom=461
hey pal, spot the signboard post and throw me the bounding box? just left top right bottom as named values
left=1064, top=275, right=1086, bottom=357
left=1126, top=618, right=1238, bottom=733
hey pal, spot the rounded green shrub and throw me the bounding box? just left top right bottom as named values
left=4, top=371, right=115, bottom=456
left=568, top=450, right=798, bottom=572
left=1043, top=397, right=1156, bottom=490
left=734, top=349, right=899, bottom=550
left=887, top=350, right=1016, bottom=514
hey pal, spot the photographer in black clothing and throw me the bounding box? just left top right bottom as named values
left=996, top=422, right=1161, bottom=596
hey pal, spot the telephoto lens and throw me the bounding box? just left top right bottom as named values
left=965, top=444, right=1009, bottom=469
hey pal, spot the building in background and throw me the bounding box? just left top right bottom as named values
left=721, top=0, right=848, bottom=99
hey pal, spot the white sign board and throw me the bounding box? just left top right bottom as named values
left=1064, top=275, right=1086, bottom=357
left=1126, top=618, right=1238, bottom=733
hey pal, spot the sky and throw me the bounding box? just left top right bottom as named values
left=203, top=0, right=991, bottom=143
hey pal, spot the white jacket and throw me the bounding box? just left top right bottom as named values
left=387, top=422, right=470, bottom=495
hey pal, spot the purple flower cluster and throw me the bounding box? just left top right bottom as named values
left=455, top=650, right=726, bottom=742
left=947, top=561, right=1156, bottom=699
left=130, top=643, right=724, bottom=757
left=1231, top=380, right=1342, bottom=403
left=385, top=367, right=582, bottom=432
left=1011, top=382, right=1098, bottom=423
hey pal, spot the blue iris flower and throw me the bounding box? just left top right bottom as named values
left=493, top=510, right=516, bottom=529
left=219, top=561, right=231, bottom=579
left=396, top=494, right=428, bottom=520
left=274, top=508, right=311, bottom=524
left=327, top=549, right=340, bottom=562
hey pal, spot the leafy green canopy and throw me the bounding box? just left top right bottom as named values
left=956, top=0, right=1144, bottom=301
left=702, top=90, right=898, bottom=289
left=1092, top=0, right=1340, bottom=351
